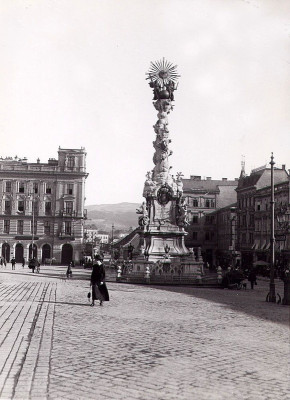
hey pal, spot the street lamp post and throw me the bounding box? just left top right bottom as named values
left=268, top=153, right=276, bottom=302
left=29, top=193, right=35, bottom=259
left=111, top=223, right=114, bottom=257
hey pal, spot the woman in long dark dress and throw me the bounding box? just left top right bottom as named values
left=90, top=259, right=109, bottom=306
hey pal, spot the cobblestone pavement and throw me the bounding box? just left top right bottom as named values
left=0, top=264, right=289, bottom=400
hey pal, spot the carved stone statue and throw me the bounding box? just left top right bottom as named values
left=176, top=197, right=189, bottom=227
left=136, top=201, right=147, bottom=215
left=143, top=171, right=157, bottom=197
left=136, top=201, right=149, bottom=228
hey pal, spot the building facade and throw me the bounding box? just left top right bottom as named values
left=182, top=175, right=238, bottom=266
left=0, top=147, right=88, bottom=264
left=211, top=204, right=239, bottom=269
left=85, top=229, right=109, bottom=244
left=236, top=164, right=289, bottom=269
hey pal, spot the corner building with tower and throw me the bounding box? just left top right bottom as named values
left=0, top=147, right=88, bottom=265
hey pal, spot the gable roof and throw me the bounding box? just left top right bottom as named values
left=237, top=168, right=289, bottom=191
left=182, top=178, right=238, bottom=193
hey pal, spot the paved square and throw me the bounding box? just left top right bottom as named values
left=0, top=265, right=289, bottom=399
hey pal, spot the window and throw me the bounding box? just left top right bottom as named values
left=32, top=200, right=39, bottom=216
left=44, top=221, right=50, bottom=235
left=257, top=203, right=261, bottom=211
left=205, top=231, right=210, bottom=241
left=67, top=184, right=73, bottom=195
left=4, top=200, right=11, bottom=214
left=46, top=183, right=52, bottom=194
left=18, top=200, right=24, bottom=212
left=31, top=220, right=37, bottom=235
left=17, top=220, right=24, bottom=234
left=4, top=220, right=10, bottom=234
left=45, top=202, right=52, bottom=215
left=242, top=215, right=246, bottom=226
left=65, top=201, right=73, bottom=215
left=205, top=215, right=214, bottom=224
left=64, top=221, right=72, bottom=235
left=249, top=233, right=253, bottom=244
left=33, top=182, right=38, bottom=194
left=192, top=199, right=198, bottom=207
left=192, top=232, right=198, bottom=240
left=210, top=200, right=215, bottom=208
left=18, top=182, right=25, bottom=193
left=205, top=200, right=210, bottom=208
left=5, top=181, right=12, bottom=192
left=192, top=215, right=198, bottom=224
left=67, top=156, right=75, bottom=169
left=250, top=214, right=254, bottom=227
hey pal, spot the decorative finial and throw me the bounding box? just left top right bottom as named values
left=146, top=58, right=180, bottom=101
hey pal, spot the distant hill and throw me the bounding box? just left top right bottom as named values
left=85, top=202, right=140, bottom=231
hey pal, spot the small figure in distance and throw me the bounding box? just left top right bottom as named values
left=11, top=257, right=16, bottom=270
left=66, top=262, right=73, bottom=279
left=248, top=268, right=257, bottom=289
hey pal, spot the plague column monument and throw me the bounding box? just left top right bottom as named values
left=131, top=59, right=202, bottom=279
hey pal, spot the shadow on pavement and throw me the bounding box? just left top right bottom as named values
left=43, top=300, right=91, bottom=307
left=151, top=281, right=289, bottom=327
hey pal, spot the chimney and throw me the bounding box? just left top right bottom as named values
left=222, top=178, right=227, bottom=181
left=206, top=177, right=211, bottom=181
left=282, top=164, right=286, bottom=170
left=190, top=175, right=201, bottom=181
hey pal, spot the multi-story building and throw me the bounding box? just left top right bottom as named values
left=254, top=178, right=289, bottom=268
left=0, top=147, right=88, bottom=264
left=182, top=175, right=238, bottom=266
left=85, top=229, right=109, bottom=244
left=212, top=203, right=239, bottom=269
left=236, top=164, right=289, bottom=268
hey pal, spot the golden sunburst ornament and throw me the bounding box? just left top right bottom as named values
left=146, top=58, right=180, bottom=86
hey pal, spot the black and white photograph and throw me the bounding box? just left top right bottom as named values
left=0, top=1, right=289, bottom=399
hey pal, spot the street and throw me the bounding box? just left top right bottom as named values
left=0, top=264, right=289, bottom=400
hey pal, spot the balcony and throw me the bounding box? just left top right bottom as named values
left=58, top=231, right=75, bottom=240
left=59, top=210, right=78, bottom=217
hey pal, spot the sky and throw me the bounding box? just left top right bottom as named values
left=0, top=0, right=289, bottom=205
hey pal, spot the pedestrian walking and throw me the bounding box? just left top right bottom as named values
left=66, top=262, right=73, bottom=278
left=28, top=258, right=39, bottom=273
left=248, top=268, right=257, bottom=289
left=0, top=257, right=3, bottom=267
left=36, top=260, right=40, bottom=273
left=11, top=257, right=16, bottom=270
left=22, top=257, right=25, bottom=268
left=90, top=255, right=109, bottom=306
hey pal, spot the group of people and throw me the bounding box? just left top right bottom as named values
left=1, top=257, right=25, bottom=270
left=0, top=256, right=41, bottom=272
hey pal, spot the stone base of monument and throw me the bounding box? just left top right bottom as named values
left=143, top=225, right=189, bottom=261
left=116, top=257, right=221, bottom=286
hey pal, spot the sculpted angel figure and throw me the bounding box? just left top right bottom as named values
left=136, top=201, right=148, bottom=216
left=176, top=172, right=184, bottom=193
left=143, top=171, right=157, bottom=197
